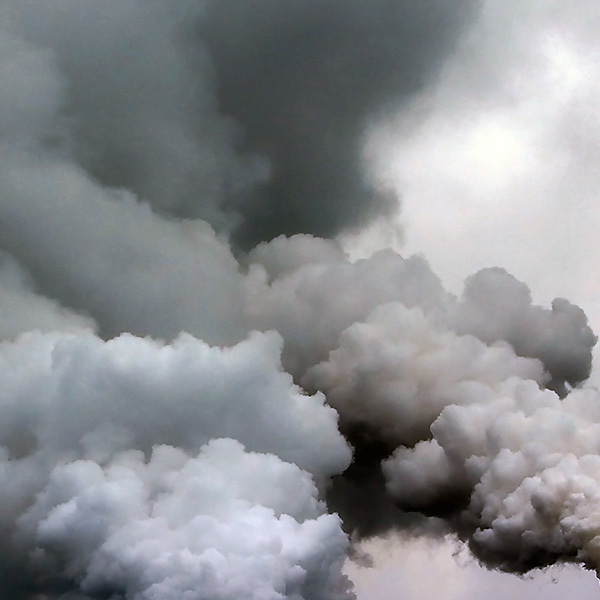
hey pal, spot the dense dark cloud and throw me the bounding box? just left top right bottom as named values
left=0, top=1, right=600, bottom=598
left=0, top=149, right=246, bottom=343
left=8, top=0, right=263, bottom=231
left=0, top=253, right=95, bottom=339
left=7, top=0, right=478, bottom=248
left=200, top=0, right=478, bottom=247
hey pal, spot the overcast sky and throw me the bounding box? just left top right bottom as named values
left=345, top=1, right=600, bottom=597
left=346, top=535, right=600, bottom=599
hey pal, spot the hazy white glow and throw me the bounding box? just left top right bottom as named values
left=346, top=536, right=600, bottom=600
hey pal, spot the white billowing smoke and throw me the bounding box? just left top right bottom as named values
left=20, top=439, right=350, bottom=600
left=448, top=268, right=596, bottom=395
left=0, top=1, right=599, bottom=599
left=383, top=382, right=600, bottom=571
left=245, top=242, right=448, bottom=377
left=0, top=330, right=351, bottom=598
left=303, top=303, right=548, bottom=448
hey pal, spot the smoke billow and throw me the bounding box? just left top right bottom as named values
left=198, top=0, right=477, bottom=248
left=0, top=1, right=599, bottom=599
left=0, top=330, right=351, bottom=599
left=6, top=0, right=477, bottom=249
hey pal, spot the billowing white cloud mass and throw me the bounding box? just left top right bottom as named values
left=0, top=329, right=352, bottom=599
left=19, top=440, right=351, bottom=600
left=0, top=1, right=600, bottom=599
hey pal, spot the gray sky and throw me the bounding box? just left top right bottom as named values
left=346, top=535, right=600, bottom=600
left=350, top=0, right=600, bottom=345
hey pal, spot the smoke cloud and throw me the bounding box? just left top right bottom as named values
left=6, top=0, right=478, bottom=249
left=0, top=1, right=599, bottom=599
left=0, top=330, right=351, bottom=599
left=198, top=0, right=477, bottom=247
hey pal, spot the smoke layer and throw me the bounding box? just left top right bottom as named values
left=6, top=0, right=478, bottom=249
left=0, top=1, right=599, bottom=599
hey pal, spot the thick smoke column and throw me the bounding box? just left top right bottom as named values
left=0, top=1, right=599, bottom=599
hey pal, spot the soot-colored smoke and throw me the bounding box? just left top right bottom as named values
left=199, top=0, right=477, bottom=248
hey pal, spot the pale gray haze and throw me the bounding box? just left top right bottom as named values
left=0, top=1, right=599, bottom=599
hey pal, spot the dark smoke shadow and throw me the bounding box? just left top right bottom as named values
left=199, top=0, right=479, bottom=248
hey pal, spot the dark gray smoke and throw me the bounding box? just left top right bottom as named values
left=0, top=2, right=600, bottom=599
left=199, top=0, right=477, bottom=248
left=9, top=0, right=478, bottom=250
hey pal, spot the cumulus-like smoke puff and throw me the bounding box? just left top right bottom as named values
left=19, top=440, right=350, bottom=600
left=449, top=268, right=596, bottom=395
left=383, top=382, right=600, bottom=572
left=247, top=240, right=598, bottom=563
left=0, top=1, right=600, bottom=598
left=303, top=303, right=548, bottom=447
left=0, top=330, right=351, bottom=598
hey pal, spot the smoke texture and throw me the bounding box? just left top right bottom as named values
left=6, top=0, right=478, bottom=250
left=198, top=0, right=477, bottom=248
left=0, top=1, right=600, bottom=599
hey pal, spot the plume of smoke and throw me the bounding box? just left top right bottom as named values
left=303, top=303, right=548, bottom=448
left=448, top=268, right=597, bottom=395
left=246, top=236, right=598, bottom=563
left=6, top=0, right=478, bottom=247
left=200, top=0, right=478, bottom=248
left=1, top=0, right=600, bottom=597
left=245, top=241, right=450, bottom=376
left=246, top=237, right=596, bottom=391
left=17, top=440, right=351, bottom=600
left=0, top=4, right=247, bottom=343
left=383, top=382, right=600, bottom=572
